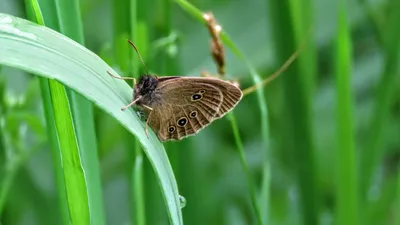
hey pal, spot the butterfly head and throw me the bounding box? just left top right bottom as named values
left=135, top=75, right=159, bottom=97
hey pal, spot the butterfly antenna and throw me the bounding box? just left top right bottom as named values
left=127, top=40, right=150, bottom=75
left=242, top=26, right=312, bottom=96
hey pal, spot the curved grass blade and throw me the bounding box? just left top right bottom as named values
left=0, top=13, right=183, bottom=225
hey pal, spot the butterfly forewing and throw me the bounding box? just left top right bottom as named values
left=151, top=80, right=224, bottom=141
left=197, top=78, right=243, bottom=118
left=149, top=82, right=223, bottom=141
left=149, top=77, right=242, bottom=141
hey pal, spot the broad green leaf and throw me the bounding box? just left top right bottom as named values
left=0, top=13, right=183, bottom=225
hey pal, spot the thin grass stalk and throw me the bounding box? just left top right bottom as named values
left=229, top=114, right=263, bottom=225
left=53, top=0, right=105, bottom=224
left=172, top=0, right=269, bottom=152
left=334, top=2, right=359, bottom=225
left=172, top=1, right=268, bottom=224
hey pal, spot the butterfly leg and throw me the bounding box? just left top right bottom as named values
left=107, top=71, right=136, bottom=86
left=121, top=96, right=142, bottom=111
left=141, top=105, right=153, bottom=138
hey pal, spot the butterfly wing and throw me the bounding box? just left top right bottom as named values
left=148, top=76, right=242, bottom=141
left=158, top=76, right=243, bottom=117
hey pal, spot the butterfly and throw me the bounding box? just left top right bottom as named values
left=108, top=40, right=242, bottom=142
left=109, top=72, right=242, bottom=142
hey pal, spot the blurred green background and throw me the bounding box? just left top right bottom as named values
left=0, top=0, right=399, bottom=225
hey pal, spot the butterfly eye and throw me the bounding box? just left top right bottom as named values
left=177, top=117, right=187, bottom=127
left=199, top=90, right=205, bottom=94
left=168, top=126, right=175, bottom=133
left=189, top=111, right=197, bottom=118
left=191, top=94, right=202, bottom=101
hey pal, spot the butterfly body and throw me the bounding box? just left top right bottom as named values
left=129, top=74, right=243, bottom=142
left=133, top=75, right=164, bottom=107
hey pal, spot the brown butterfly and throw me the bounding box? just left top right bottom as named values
left=108, top=42, right=242, bottom=142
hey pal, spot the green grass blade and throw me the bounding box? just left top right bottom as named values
left=397, top=168, right=400, bottom=225
left=29, top=0, right=104, bottom=223
left=0, top=76, right=5, bottom=201
left=360, top=0, right=400, bottom=203
left=288, top=0, right=316, bottom=94
left=36, top=0, right=60, bottom=29
left=0, top=13, right=183, bottom=225
left=37, top=79, right=71, bottom=224
left=0, top=134, right=45, bottom=217
left=334, top=3, right=359, bottom=225
left=268, top=1, right=317, bottom=224
left=132, top=145, right=146, bottom=225
left=112, top=0, right=130, bottom=72
left=365, top=176, right=398, bottom=225
left=220, top=9, right=272, bottom=225
left=129, top=0, right=146, bottom=224
left=53, top=0, right=106, bottom=224
left=54, top=0, right=83, bottom=42
left=26, top=0, right=71, bottom=223
left=153, top=1, right=186, bottom=223
left=109, top=1, right=140, bottom=223
left=49, top=80, right=90, bottom=224
left=13, top=5, right=92, bottom=221
left=228, top=113, right=263, bottom=225
left=221, top=36, right=271, bottom=225
left=173, top=1, right=267, bottom=224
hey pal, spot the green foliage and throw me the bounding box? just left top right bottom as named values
left=0, top=0, right=399, bottom=224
